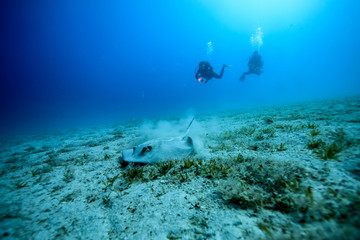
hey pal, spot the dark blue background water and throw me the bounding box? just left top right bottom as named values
left=1, top=0, right=359, bottom=134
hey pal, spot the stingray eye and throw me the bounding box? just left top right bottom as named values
left=140, top=146, right=152, bottom=155
left=140, top=147, right=147, bottom=155
left=133, top=147, right=136, bottom=152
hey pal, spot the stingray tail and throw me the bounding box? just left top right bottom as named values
left=184, top=117, right=195, bottom=137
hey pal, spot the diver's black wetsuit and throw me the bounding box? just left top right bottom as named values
left=196, top=61, right=227, bottom=83
left=240, top=51, right=263, bottom=81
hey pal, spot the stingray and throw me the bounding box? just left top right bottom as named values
left=120, top=118, right=195, bottom=165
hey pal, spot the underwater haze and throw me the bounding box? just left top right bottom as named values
left=1, top=0, right=359, bottom=135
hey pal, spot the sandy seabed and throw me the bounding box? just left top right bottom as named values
left=1, top=96, right=360, bottom=240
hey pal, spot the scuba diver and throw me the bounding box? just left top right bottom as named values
left=195, top=61, right=231, bottom=84
left=240, top=50, right=263, bottom=81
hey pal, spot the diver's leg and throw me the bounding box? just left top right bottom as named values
left=212, top=64, right=231, bottom=78
left=239, top=72, right=249, bottom=81
left=218, top=64, right=226, bottom=78
left=240, top=73, right=245, bottom=81
left=212, top=72, right=220, bottom=79
left=212, top=64, right=226, bottom=79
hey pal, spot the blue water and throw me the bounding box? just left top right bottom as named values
left=1, top=0, right=359, bottom=135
